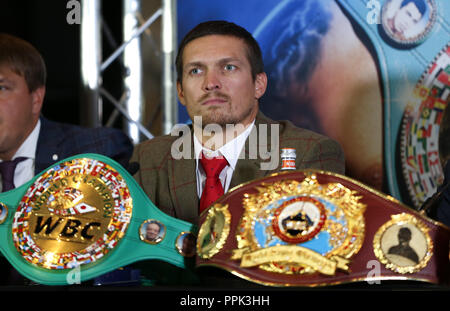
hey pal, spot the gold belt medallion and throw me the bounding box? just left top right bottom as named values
left=231, top=173, right=366, bottom=275
left=12, top=158, right=133, bottom=269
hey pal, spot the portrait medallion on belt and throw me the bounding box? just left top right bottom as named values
left=380, top=0, right=437, bottom=47
left=139, top=219, right=166, bottom=244
left=373, top=213, right=432, bottom=274
left=176, top=231, right=197, bottom=258
left=0, top=202, right=8, bottom=225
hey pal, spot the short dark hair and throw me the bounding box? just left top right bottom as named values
left=0, top=33, right=46, bottom=92
left=175, top=20, right=264, bottom=84
left=400, top=0, right=427, bottom=16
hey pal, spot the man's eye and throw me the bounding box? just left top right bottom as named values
left=189, top=68, right=202, bottom=75
left=224, top=64, right=236, bottom=71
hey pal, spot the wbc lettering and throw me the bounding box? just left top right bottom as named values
left=34, top=215, right=101, bottom=240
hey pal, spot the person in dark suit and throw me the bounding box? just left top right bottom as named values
left=35, top=117, right=133, bottom=173
left=0, top=33, right=134, bottom=285
left=0, top=33, right=133, bottom=192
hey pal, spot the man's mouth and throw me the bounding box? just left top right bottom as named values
left=202, top=98, right=228, bottom=106
left=199, top=92, right=229, bottom=106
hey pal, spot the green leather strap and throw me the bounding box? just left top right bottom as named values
left=0, top=153, right=195, bottom=285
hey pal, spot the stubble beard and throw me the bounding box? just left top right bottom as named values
left=190, top=102, right=256, bottom=129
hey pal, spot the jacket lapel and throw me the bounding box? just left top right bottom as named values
left=167, top=129, right=199, bottom=224
left=229, top=156, right=265, bottom=190
left=35, top=117, right=63, bottom=174
left=230, top=111, right=280, bottom=189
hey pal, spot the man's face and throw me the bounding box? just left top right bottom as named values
left=0, top=66, right=43, bottom=160
left=146, top=223, right=160, bottom=240
left=177, top=35, right=266, bottom=128
left=393, top=2, right=423, bottom=35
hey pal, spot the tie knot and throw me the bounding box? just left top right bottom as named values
left=200, top=153, right=228, bottom=178
left=0, top=157, right=28, bottom=173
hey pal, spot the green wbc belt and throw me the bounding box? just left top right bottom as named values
left=0, top=154, right=195, bottom=285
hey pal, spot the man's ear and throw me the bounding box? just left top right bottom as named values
left=177, top=81, right=186, bottom=106
left=31, top=86, right=45, bottom=115
left=254, top=72, right=267, bottom=99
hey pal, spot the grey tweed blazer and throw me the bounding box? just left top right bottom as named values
left=131, top=111, right=345, bottom=224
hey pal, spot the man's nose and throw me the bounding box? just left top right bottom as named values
left=203, top=70, right=222, bottom=91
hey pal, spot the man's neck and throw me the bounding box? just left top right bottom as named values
left=0, top=119, right=40, bottom=161
left=0, top=150, right=16, bottom=162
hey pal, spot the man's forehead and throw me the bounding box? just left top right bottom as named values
left=183, top=35, right=249, bottom=67
left=183, top=35, right=248, bottom=60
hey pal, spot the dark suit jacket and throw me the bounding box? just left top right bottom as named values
left=131, top=112, right=345, bottom=224
left=35, top=117, right=133, bottom=174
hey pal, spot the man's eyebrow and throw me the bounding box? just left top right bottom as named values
left=185, top=58, right=242, bottom=68
left=184, top=61, right=204, bottom=69
left=218, top=57, right=241, bottom=64
left=0, top=77, right=14, bottom=83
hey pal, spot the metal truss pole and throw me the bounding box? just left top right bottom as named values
left=80, top=0, right=176, bottom=140
left=80, top=0, right=102, bottom=127
left=162, top=0, right=178, bottom=134
left=122, top=0, right=145, bottom=143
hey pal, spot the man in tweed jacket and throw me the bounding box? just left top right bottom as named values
left=132, top=111, right=344, bottom=224
left=131, top=21, right=345, bottom=225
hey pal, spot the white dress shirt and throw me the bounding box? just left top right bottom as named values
left=194, top=120, right=255, bottom=198
left=0, top=120, right=40, bottom=192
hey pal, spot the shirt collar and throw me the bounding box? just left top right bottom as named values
left=194, top=120, right=255, bottom=170
left=13, top=119, right=41, bottom=161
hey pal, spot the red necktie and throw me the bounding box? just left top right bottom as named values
left=199, top=153, right=228, bottom=214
